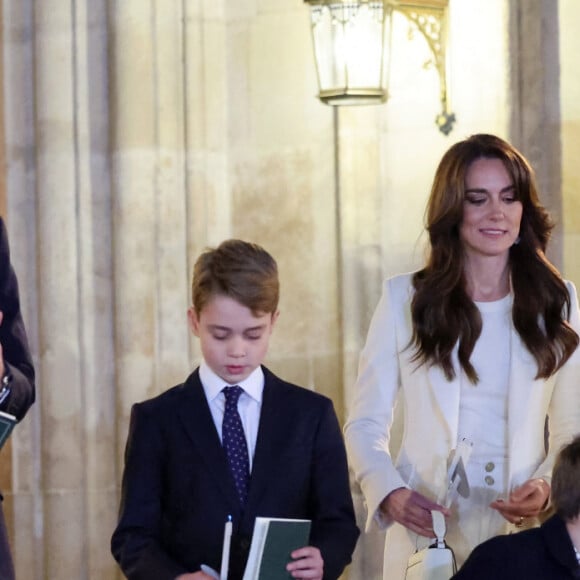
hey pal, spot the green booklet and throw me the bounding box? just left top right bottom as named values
left=242, top=517, right=312, bottom=580
left=0, top=410, right=17, bottom=450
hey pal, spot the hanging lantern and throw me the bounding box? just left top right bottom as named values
left=304, top=0, right=455, bottom=134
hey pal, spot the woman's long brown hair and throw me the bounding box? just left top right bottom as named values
left=410, top=134, right=579, bottom=383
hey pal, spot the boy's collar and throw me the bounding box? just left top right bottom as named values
left=199, top=360, right=264, bottom=402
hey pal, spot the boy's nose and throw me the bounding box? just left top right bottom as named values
left=228, top=338, right=246, bottom=357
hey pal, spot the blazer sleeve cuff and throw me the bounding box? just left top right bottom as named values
left=363, top=475, right=410, bottom=532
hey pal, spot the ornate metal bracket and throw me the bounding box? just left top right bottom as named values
left=394, top=1, right=455, bottom=134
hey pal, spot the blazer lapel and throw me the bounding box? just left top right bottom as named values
left=427, top=346, right=462, bottom=448
left=506, top=327, right=544, bottom=484
left=177, top=371, right=240, bottom=509
left=243, top=370, right=285, bottom=513
left=426, top=327, right=542, bottom=483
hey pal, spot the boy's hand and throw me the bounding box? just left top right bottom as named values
left=175, top=573, right=215, bottom=580
left=286, top=546, right=323, bottom=579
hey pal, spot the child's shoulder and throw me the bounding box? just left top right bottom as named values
left=132, top=371, right=198, bottom=414
left=263, top=367, right=333, bottom=407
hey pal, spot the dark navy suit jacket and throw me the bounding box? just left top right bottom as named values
left=111, top=366, right=359, bottom=580
left=452, top=514, right=580, bottom=579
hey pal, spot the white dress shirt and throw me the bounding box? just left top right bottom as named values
left=199, top=360, right=264, bottom=470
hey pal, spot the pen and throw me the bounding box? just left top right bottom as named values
left=220, top=515, right=233, bottom=580
left=201, top=565, right=220, bottom=579
left=0, top=386, right=11, bottom=406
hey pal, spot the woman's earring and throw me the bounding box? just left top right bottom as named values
left=513, top=236, right=521, bottom=245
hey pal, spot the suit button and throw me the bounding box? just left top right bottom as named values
left=485, top=462, right=495, bottom=472
left=485, top=475, right=495, bottom=486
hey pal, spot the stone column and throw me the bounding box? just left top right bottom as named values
left=183, top=0, right=233, bottom=251
left=508, top=0, right=562, bottom=266
left=34, top=2, right=86, bottom=574
left=73, top=2, right=117, bottom=577
left=4, top=0, right=116, bottom=577
left=36, top=0, right=115, bottom=577
left=110, top=0, right=193, bottom=472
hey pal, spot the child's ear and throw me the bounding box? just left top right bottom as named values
left=187, top=307, right=201, bottom=337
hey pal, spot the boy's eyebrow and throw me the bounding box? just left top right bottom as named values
left=207, top=324, right=232, bottom=332
left=244, top=324, right=267, bottom=332
left=207, top=324, right=267, bottom=332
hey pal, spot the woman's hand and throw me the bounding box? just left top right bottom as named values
left=286, top=546, right=323, bottom=579
left=380, top=488, right=450, bottom=538
left=490, top=478, right=550, bottom=525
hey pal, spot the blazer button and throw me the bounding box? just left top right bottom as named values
left=485, top=462, right=495, bottom=472
left=485, top=475, right=495, bottom=486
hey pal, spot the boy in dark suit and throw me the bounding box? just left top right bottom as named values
left=0, top=216, right=36, bottom=580
left=111, top=239, right=359, bottom=580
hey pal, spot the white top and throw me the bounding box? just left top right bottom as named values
left=458, top=294, right=512, bottom=461
left=454, top=294, right=514, bottom=556
left=199, top=360, right=264, bottom=470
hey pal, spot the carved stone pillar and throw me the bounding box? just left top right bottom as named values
left=3, top=0, right=116, bottom=577
left=110, top=0, right=192, bottom=466
left=508, top=0, right=562, bottom=266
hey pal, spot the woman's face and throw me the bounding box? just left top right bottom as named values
left=459, top=157, right=523, bottom=262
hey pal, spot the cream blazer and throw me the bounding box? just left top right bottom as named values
left=344, top=273, right=580, bottom=579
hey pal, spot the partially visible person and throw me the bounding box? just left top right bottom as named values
left=0, top=216, right=36, bottom=580
left=344, top=134, right=580, bottom=579
left=452, top=434, right=580, bottom=579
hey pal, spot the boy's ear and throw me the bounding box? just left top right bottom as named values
left=187, top=307, right=201, bottom=337
left=270, top=310, right=280, bottom=328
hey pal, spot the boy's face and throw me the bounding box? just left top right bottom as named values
left=188, top=294, right=279, bottom=385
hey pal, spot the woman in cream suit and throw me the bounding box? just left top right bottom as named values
left=344, top=134, right=580, bottom=580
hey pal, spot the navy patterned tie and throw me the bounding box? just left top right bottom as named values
left=222, top=386, right=250, bottom=505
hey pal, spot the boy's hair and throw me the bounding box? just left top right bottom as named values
left=551, top=435, right=580, bottom=521
left=192, top=239, right=279, bottom=316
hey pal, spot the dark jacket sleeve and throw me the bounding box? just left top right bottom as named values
left=308, top=398, right=360, bottom=580
left=0, top=217, right=35, bottom=421
left=111, top=402, right=189, bottom=580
